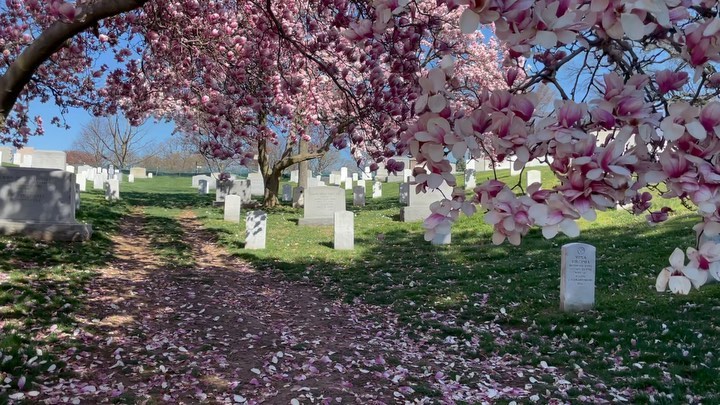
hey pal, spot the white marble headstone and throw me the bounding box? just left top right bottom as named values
left=372, top=181, right=382, bottom=198
left=527, top=170, right=542, bottom=186
left=560, top=243, right=596, bottom=312
left=224, top=195, right=242, bottom=223
left=245, top=210, right=267, bottom=249
left=333, top=211, right=354, bottom=250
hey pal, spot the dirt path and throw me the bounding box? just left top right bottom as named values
left=37, top=210, right=558, bottom=404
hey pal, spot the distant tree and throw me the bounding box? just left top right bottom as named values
left=72, top=116, right=155, bottom=169
left=65, top=150, right=101, bottom=166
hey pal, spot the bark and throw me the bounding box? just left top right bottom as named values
left=0, top=0, right=149, bottom=121
left=298, top=137, right=310, bottom=190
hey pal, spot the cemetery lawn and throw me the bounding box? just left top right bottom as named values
left=192, top=169, right=719, bottom=403
left=2, top=172, right=719, bottom=403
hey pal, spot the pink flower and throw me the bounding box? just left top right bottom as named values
left=656, top=248, right=691, bottom=295
left=655, top=70, right=689, bottom=94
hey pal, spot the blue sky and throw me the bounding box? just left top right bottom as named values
left=25, top=100, right=175, bottom=151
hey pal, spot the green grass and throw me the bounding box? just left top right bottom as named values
left=2, top=172, right=716, bottom=402
left=0, top=188, right=127, bottom=401
left=186, top=171, right=719, bottom=401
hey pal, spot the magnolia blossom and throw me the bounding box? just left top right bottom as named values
left=656, top=248, right=692, bottom=295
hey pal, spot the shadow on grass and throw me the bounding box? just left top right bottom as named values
left=122, top=191, right=212, bottom=209
left=0, top=191, right=128, bottom=399
left=206, top=209, right=720, bottom=400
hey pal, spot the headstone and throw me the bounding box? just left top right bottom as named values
left=344, top=178, right=353, bottom=190
left=130, top=167, right=147, bottom=178
left=192, top=175, right=216, bottom=190
left=329, top=173, right=337, bottom=185
left=0, top=167, right=92, bottom=241
left=353, top=186, right=365, bottom=207
left=290, top=170, right=299, bottom=183
left=372, top=181, right=382, bottom=198
left=93, top=174, right=103, bottom=190
left=362, top=166, right=373, bottom=180
left=104, top=179, right=120, bottom=201
left=247, top=172, right=265, bottom=196
left=0, top=146, right=11, bottom=164
left=20, top=155, right=32, bottom=168
left=465, top=159, right=477, bottom=190
left=375, top=164, right=388, bottom=182
left=333, top=211, right=354, bottom=250
left=450, top=163, right=457, bottom=174
left=223, top=195, right=242, bottom=222
left=352, top=173, right=358, bottom=181
left=282, top=184, right=292, bottom=202
left=298, top=187, right=346, bottom=226
left=198, top=179, right=210, bottom=194
left=128, top=174, right=135, bottom=183
left=331, top=171, right=341, bottom=185
left=307, top=177, right=322, bottom=187
left=527, top=170, right=542, bottom=186
left=400, top=183, right=453, bottom=222
left=216, top=179, right=251, bottom=204
left=65, top=165, right=75, bottom=173
left=387, top=172, right=404, bottom=183
left=148, top=173, right=153, bottom=178
left=292, top=186, right=304, bottom=208
left=560, top=243, right=596, bottom=312
left=399, top=183, right=410, bottom=205
left=357, top=180, right=366, bottom=188
left=30, top=150, right=66, bottom=170
left=340, top=167, right=348, bottom=183
left=245, top=210, right=267, bottom=250
left=76, top=173, right=87, bottom=192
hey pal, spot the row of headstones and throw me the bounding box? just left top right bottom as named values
left=464, top=165, right=542, bottom=190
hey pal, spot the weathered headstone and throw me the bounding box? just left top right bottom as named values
left=399, top=183, right=410, bottom=205
left=0, top=146, right=11, bottom=164
left=224, top=195, right=242, bottom=222
left=400, top=183, right=453, bottom=222
left=465, top=159, right=477, bottom=190
left=281, top=184, right=292, bottom=202
left=372, top=181, right=382, bottom=198
left=560, top=243, right=596, bottom=312
left=333, top=211, right=354, bottom=250
left=198, top=179, right=210, bottom=194
left=130, top=167, right=147, bottom=178
left=292, top=186, right=304, bottom=208
left=245, top=210, right=267, bottom=249
left=247, top=172, right=265, bottom=196
left=353, top=186, right=365, bottom=207
left=93, top=174, right=104, bottom=190
left=527, top=170, right=542, bottom=186
left=216, top=179, right=251, bottom=204
left=29, top=150, right=65, bottom=170
left=0, top=167, right=92, bottom=241
left=344, top=178, right=353, bottom=190
left=76, top=173, right=87, bottom=192
left=299, top=187, right=346, bottom=226
left=128, top=174, right=135, bottom=183
left=104, top=179, right=120, bottom=201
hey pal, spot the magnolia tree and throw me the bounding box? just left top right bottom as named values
left=341, top=0, right=719, bottom=295
left=99, top=0, right=506, bottom=206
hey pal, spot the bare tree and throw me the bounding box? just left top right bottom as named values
left=308, top=146, right=350, bottom=175
left=72, top=116, right=155, bottom=168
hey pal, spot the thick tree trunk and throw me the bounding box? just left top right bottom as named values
left=257, top=138, right=280, bottom=208
left=0, top=0, right=148, bottom=121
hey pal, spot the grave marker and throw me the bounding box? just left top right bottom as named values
left=372, top=181, right=382, bottom=198
left=299, top=187, right=346, bottom=226
left=560, top=243, right=596, bottom=312
left=282, top=184, right=292, bottom=202
left=224, top=195, right=242, bottom=222
left=353, top=186, right=365, bottom=207
left=333, top=211, right=354, bottom=250
left=0, top=167, right=92, bottom=240
left=527, top=170, right=542, bottom=186
left=245, top=210, right=267, bottom=249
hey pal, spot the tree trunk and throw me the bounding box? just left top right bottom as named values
left=257, top=138, right=280, bottom=207
left=298, top=137, right=310, bottom=190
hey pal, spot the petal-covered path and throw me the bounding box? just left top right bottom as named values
left=38, top=210, right=568, bottom=404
